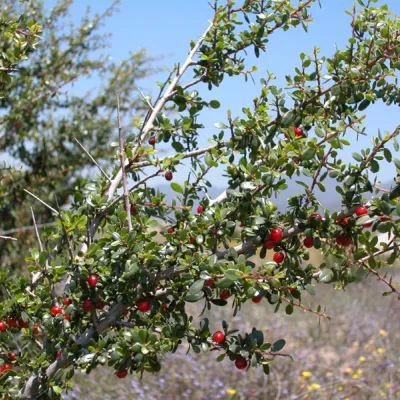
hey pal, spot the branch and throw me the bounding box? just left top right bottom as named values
left=23, top=190, right=59, bottom=216
left=0, top=235, right=17, bottom=241
left=117, top=92, right=133, bottom=232
left=74, top=138, right=111, bottom=182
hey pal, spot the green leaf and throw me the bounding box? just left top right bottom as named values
left=209, top=100, right=220, bottom=109
left=302, top=147, right=316, bottom=161
left=185, top=292, right=203, bottom=302
left=305, top=284, right=315, bottom=295
left=170, top=182, right=183, bottom=194
left=319, top=268, right=334, bottom=283
left=285, top=304, right=293, bottom=315
left=224, top=269, right=240, bottom=281
left=188, top=279, right=204, bottom=296
left=352, top=152, right=363, bottom=162
left=271, top=339, right=286, bottom=352
left=216, top=354, right=225, bottom=362
left=214, top=122, right=228, bottom=129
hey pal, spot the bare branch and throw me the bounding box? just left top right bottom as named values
left=74, top=138, right=111, bottom=182
left=30, top=207, right=43, bottom=252
left=0, top=235, right=17, bottom=241
left=23, top=190, right=59, bottom=216
left=117, top=91, right=133, bottom=232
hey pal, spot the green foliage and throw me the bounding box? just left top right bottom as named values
left=0, top=0, right=399, bottom=398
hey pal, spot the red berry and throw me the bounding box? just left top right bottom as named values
left=239, top=221, right=245, bottom=228
left=336, top=234, right=344, bottom=245
left=15, top=122, right=21, bottom=129
left=18, top=318, right=29, bottom=329
left=362, top=222, right=373, bottom=228
left=310, top=213, right=323, bottom=222
left=336, top=217, right=349, bottom=225
left=116, top=369, right=128, bottom=379
left=56, top=351, right=61, bottom=359
left=88, top=274, right=98, bottom=287
left=270, top=228, right=283, bottom=243
left=96, top=301, right=104, bottom=310
left=167, top=227, right=174, bottom=234
left=165, top=171, right=173, bottom=181
left=161, top=303, right=168, bottom=310
left=341, top=236, right=352, bottom=247
left=303, top=237, right=314, bottom=248
left=7, top=318, right=17, bottom=328
left=273, top=252, right=285, bottom=264
left=197, top=205, right=203, bottom=214
left=235, top=356, right=248, bottom=370
left=220, top=289, right=231, bottom=300
left=63, top=297, right=72, bottom=306
left=380, top=216, right=389, bottom=222
left=293, top=126, right=303, bottom=137
left=130, top=204, right=137, bottom=214
left=205, top=279, right=216, bottom=288
left=64, top=314, right=70, bottom=320
left=263, top=239, right=274, bottom=250
left=82, top=299, right=94, bottom=313
left=213, top=331, right=225, bottom=343
left=0, top=322, right=7, bottom=331
left=0, top=366, right=3, bottom=373
left=189, top=236, right=196, bottom=244
left=355, top=206, right=368, bottom=216
left=148, top=136, right=156, bottom=145
left=51, top=306, right=63, bottom=317
left=252, top=296, right=262, bottom=304
left=33, top=324, right=40, bottom=335
left=9, top=353, right=16, bottom=361
left=138, top=300, right=152, bottom=313
left=3, top=364, right=11, bottom=371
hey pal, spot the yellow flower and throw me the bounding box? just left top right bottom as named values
left=377, top=347, right=386, bottom=354
left=352, top=374, right=360, bottom=379
left=359, top=356, right=366, bottom=362
left=302, top=371, right=313, bottom=378
left=344, top=397, right=351, bottom=400
left=345, top=367, right=353, bottom=373
left=226, top=389, right=236, bottom=396
left=307, top=383, right=321, bottom=391
left=386, top=384, right=391, bottom=389
left=357, top=369, right=363, bottom=374
left=379, top=329, right=387, bottom=336
left=338, top=386, right=343, bottom=391
left=380, top=391, right=386, bottom=397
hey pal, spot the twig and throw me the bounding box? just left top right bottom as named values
left=0, top=235, right=17, bottom=241
left=117, top=92, right=133, bottom=232
left=281, top=297, right=330, bottom=320
left=74, top=138, right=111, bottom=182
left=135, top=86, right=154, bottom=111
left=23, top=190, right=59, bottom=216
left=30, top=207, right=43, bottom=252
left=0, top=222, right=56, bottom=236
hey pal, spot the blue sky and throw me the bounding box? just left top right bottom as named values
left=44, top=0, right=400, bottom=185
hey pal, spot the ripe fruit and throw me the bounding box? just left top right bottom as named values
left=310, top=213, right=323, bottom=222
left=148, top=136, right=156, bottom=145
left=82, top=299, right=94, bottom=313
left=205, top=279, right=216, bottom=288
left=56, top=351, right=61, bottom=359
left=263, top=239, right=274, bottom=250
left=362, top=222, right=373, bottom=228
left=96, top=301, right=104, bottom=310
left=220, top=289, right=231, bottom=300
left=51, top=306, right=63, bottom=317
left=336, top=217, right=349, bottom=225
left=9, top=353, right=16, bottom=361
left=63, top=297, right=72, bottom=306
left=213, top=331, right=225, bottom=343
left=189, top=236, right=196, bottom=244
left=252, top=296, right=262, bottom=304
left=341, top=236, right=352, bottom=247
left=270, top=228, right=283, bottom=243
left=165, top=171, right=173, bottom=181
left=293, top=126, right=303, bottom=137
left=33, top=324, right=40, bottom=335
left=7, top=318, right=18, bottom=328
left=167, top=227, right=175, bottom=234
left=161, top=303, right=168, bottom=310
left=3, top=364, right=11, bottom=371
left=235, top=356, right=248, bottom=370
left=197, top=205, right=203, bottom=214
left=355, top=206, right=368, bottom=216
left=64, top=314, right=70, bottom=320
left=15, top=122, right=21, bottom=129
left=88, top=274, right=98, bottom=287
left=18, top=318, right=29, bottom=329
left=303, top=237, right=314, bottom=248
left=0, top=321, right=7, bottom=331
left=273, top=252, right=285, bottom=264
left=115, top=369, right=128, bottom=379
left=130, top=204, right=137, bottom=214
left=138, top=300, right=152, bottom=313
